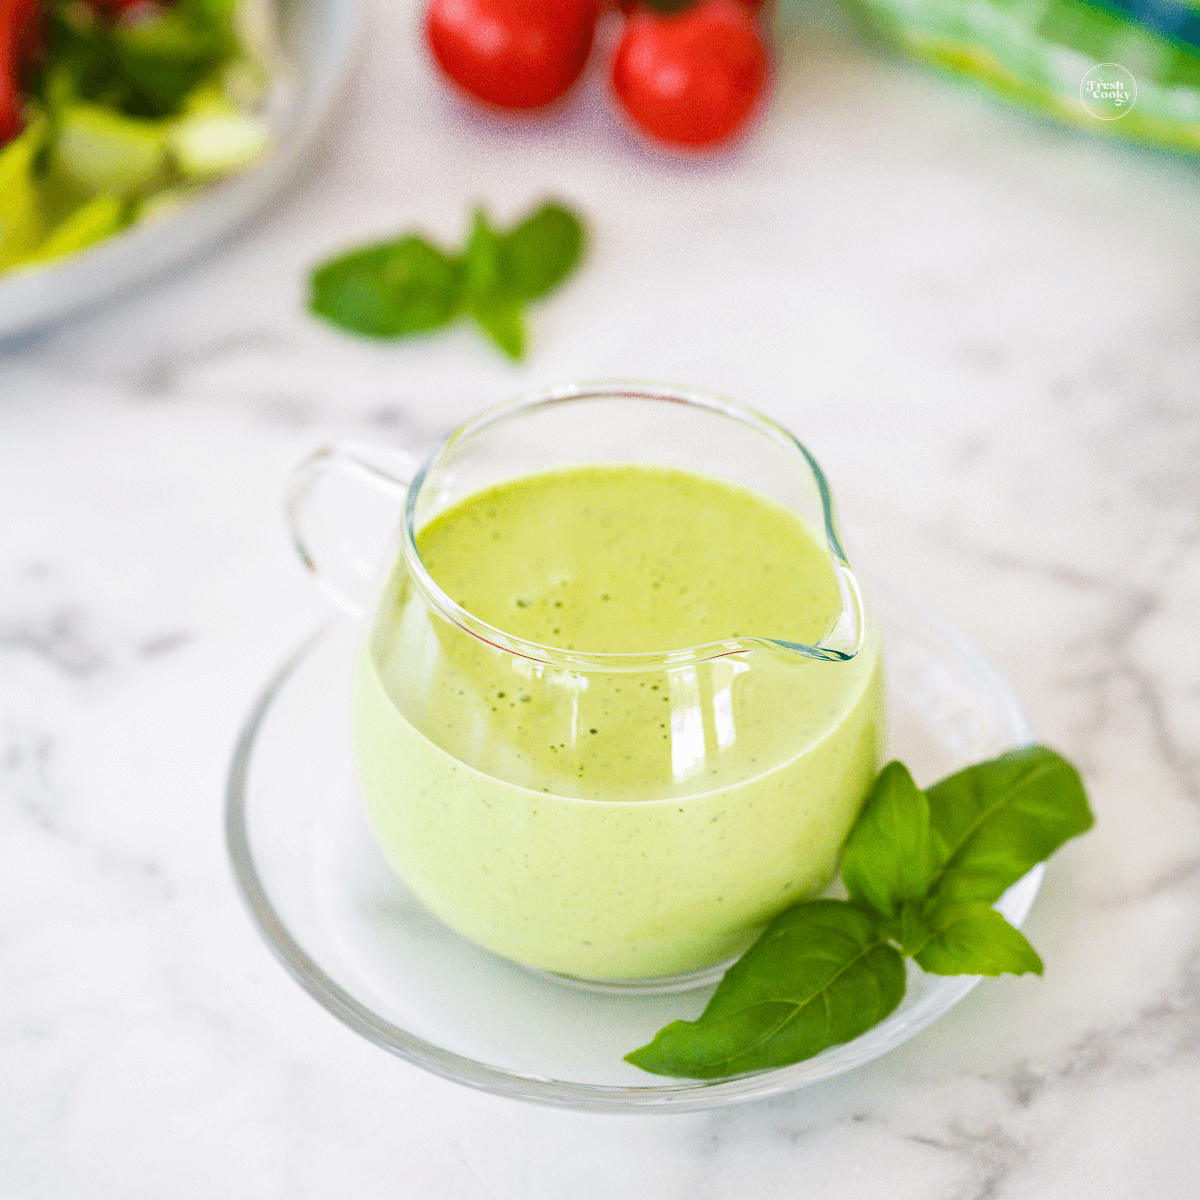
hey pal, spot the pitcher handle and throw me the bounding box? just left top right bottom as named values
left=286, top=441, right=417, bottom=620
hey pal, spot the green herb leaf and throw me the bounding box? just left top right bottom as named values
left=306, top=200, right=586, bottom=358
left=460, top=204, right=579, bottom=355
left=461, top=210, right=525, bottom=357
left=499, top=201, right=585, bottom=302
left=895, top=897, right=935, bottom=958
left=308, top=237, right=464, bottom=340
left=472, top=300, right=526, bottom=360
left=626, top=745, right=1092, bottom=1079
left=462, top=209, right=503, bottom=306
left=912, top=901, right=1044, bottom=977
left=925, top=746, right=1093, bottom=905
left=841, top=761, right=947, bottom=922
left=625, top=901, right=905, bottom=1079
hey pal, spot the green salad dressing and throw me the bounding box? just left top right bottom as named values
left=353, top=465, right=885, bottom=980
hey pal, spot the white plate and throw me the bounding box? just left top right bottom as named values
left=225, top=589, right=1043, bottom=1113
left=0, top=0, right=364, bottom=341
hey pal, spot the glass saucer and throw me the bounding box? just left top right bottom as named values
left=226, top=589, right=1041, bottom=1113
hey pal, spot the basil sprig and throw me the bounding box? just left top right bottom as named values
left=307, top=200, right=585, bottom=359
left=626, top=746, right=1093, bottom=1080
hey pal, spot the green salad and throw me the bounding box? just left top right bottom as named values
left=0, top=0, right=274, bottom=277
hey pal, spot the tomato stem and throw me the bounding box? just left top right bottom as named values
left=633, top=0, right=699, bottom=13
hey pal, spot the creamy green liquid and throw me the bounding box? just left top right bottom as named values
left=353, top=465, right=884, bottom=980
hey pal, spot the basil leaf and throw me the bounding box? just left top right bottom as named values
left=472, top=300, right=525, bottom=360
left=926, top=746, right=1093, bottom=905
left=305, top=200, right=586, bottom=356
left=625, top=901, right=905, bottom=1079
left=461, top=211, right=524, bottom=357
left=500, top=201, right=585, bottom=302
left=841, top=761, right=947, bottom=921
left=461, top=205, right=577, bottom=356
left=895, top=898, right=935, bottom=957
left=626, top=745, right=1091, bottom=1079
left=308, top=237, right=464, bottom=340
left=462, top=210, right=503, bottom=306
left=912, top=901, right=1044, bottom=977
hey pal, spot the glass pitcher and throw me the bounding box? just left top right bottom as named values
left=288, top=382, right=884, bottom=991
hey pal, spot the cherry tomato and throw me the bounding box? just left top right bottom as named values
left=611, top=0, right=768, bottom=148
left=425, top=0, right=601, bottom=111
left=0, top=0, right=40, bottom=145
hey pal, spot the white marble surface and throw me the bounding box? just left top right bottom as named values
left=3, top=0, right=1200, bottom=1194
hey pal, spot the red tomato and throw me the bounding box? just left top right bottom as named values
left=0, top=0, right=40, bottom=145
left=425, top=0, right=601, bottom=110
left=611, top=0, right=768, bottom=147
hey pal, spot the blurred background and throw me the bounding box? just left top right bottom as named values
left=2, top=0, right=1198, bottom=1194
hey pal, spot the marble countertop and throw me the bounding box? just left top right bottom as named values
left=3, top=0, right=1199, bottom=1194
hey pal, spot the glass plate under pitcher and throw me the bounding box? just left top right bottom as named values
left=225, top=587, right=1042, bottom=1113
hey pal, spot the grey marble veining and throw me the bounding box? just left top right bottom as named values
left=3, top=0, right=1200, bottom=1194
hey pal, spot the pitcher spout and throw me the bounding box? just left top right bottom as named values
left=767, top=560, right=866, bottom=663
